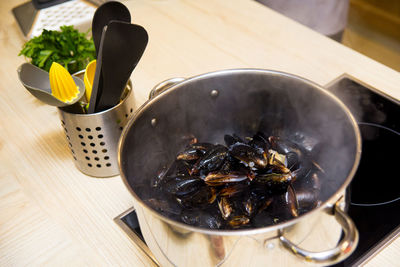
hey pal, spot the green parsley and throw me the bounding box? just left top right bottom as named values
left=19, top=25, right=96, bottom=74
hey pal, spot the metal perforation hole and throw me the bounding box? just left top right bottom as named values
left=76, top=127, right=81, bottom=131
left=102, top=149, right=107, bottom=153
left=83, top=149, right=88, bottom=153
left=104, top=156, right=109, bottom=160
left=85, top=156, right=90, bottom=160
left=106, top=163, right=111, bottom=167
left=94, top=157, right=99, bottom=161
left=64, top=127, right=68, bottom=133
left=81, top=142, right=86, bottom=146
left=68, top=142, right=72, bottom=147
left=98, top=134, right=104, bottom=138
left=66, top=135, right=70, bottom=140
left=90, top=143, right=95, bottom=147
left=119, top=127, right=123, bottom=131
left=85, top=128, right=91, bottom=132
left=100, top=142, right=105, bottom=146
left=73, top=156, right=77, bottom=160
left=88, top=135, right=93, bottom=139
left=130, top=108, right=133, bottom=113
left=96, top=127, right=101, bottom=131
left=71, top=149, right=75, bottom=154
left=61, top=120, right=65, bottom=125
left=92, top=150, right=97, bottom=154
left=96, top=164, right=101, bottom=168
left=125, top=114, right=128, bottom=118
left=88, top=163, right=92, bottom=167
left=79, top=134, right=83, bottom=139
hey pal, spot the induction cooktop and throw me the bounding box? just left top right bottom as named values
left=115, top=74, right=400, bottom=267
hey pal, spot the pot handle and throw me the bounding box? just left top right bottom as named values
left=279, top=197, right=359, bottom=265
left=148, top=77, right=186, bottom=99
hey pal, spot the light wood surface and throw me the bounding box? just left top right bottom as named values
left=1, top=0, right=399, bottom=266
left=343, top=0, right=400, bottom=72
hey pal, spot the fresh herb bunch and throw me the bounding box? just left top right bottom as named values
left=19, top=26, right=96, bottom=74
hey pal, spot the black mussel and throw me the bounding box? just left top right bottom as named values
left=145, top=197, right=182, bottom=216
left=258, top=197, right=273, bottom=213
left=151, top=161, right=183, bottom=188
left=181, top=209, right=224, bottom=229
left=227, top=215, right=250, bottom=228
left=248, top=132, right=270, bottom=153
left=208, top=187, right=218, bottom=204
left=268, top=150, right=290, bottom=174
left=177, top=186, right=216, bottom=208
left=204, top=216, right=223, bottom=229
left=219, top=154, right=244, bottom=173
left=191, top=145, right=228, bottom=175
left=190, top=142, right=215, bottom=154
left=177, top=147, right=202, bottom=161
left=295, top=190, right=319, bottom=211
left=164, top=159, right=192, bottom=178
left=269, top=136, right=301, bottom=155
left=253, top=173, right=293, bottom=194
left=254, top=172, right=293, bottom=184
left=290, top=155, right=312, bottom=181
left=201, top=210, right=224, bottom=229
left=224, top=134, right=245, bottom=147
left=292, top=132, right=320, bottom=153
left=229, top=143, right=268, bottom=169
left=285, top=184, right=299, bottom=217
left=244, top=198, right=255, bottom=217
left=219, top=183, right=248, bottom=198
left=204, top=171, right=251, bottom=186
left=218, top=197, right=233, bottom=220
left=180, top=209, right=201, bottom=225
left=268, top=194, right=298, bottom=222
left=164, top=176, right=204, bottom=198
left=220, top=158, right=235, bottom=173
left=252, top=210, right=275, bottom=228
left=292, top=173, right=321, bottom=211
left=286, top=151, right=300, bottom=170
left=245, top=187, right=273, bottom=215
left=269, top=136, right=312, bottom=179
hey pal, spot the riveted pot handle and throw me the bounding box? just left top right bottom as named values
left=149, top=77, right=186, bottom=99
left=279, top=198, right=359, bottom=265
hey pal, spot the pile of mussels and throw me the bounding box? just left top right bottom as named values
left=148, top=132, right=322, bottom=230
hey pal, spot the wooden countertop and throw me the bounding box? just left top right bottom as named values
left=0, top=0, right=399, bottom=266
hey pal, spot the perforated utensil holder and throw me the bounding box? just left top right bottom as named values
left=58, top=84, right=135, bottom=177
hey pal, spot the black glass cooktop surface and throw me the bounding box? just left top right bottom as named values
left=115, top=75, right=400, bottom=267
left=327, top=75, right=400, bottom=267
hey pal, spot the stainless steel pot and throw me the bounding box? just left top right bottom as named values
left=118, top=69, right=361, bottom=266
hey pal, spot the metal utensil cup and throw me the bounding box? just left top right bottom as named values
left=59, top=80, right=134, bottom=177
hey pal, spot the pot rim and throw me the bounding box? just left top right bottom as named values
left=118, top=68, right=362, bottom=236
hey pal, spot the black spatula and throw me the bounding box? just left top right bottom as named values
left=92, top=1, right=131, bottom=57
left=94, top=21, right=148, bottom=112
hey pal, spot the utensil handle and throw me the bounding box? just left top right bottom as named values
left=279, top=197, right=358, bottom=265
left=148, top=77, right=186, bottom=99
